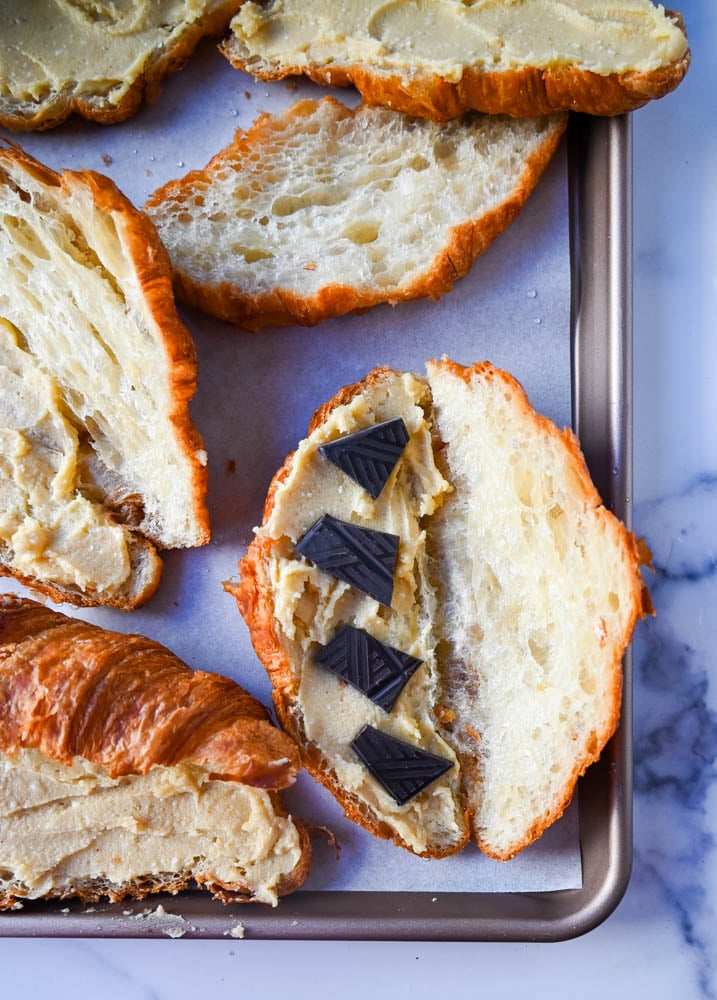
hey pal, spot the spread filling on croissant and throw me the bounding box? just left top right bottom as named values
left=231, top=0, right=688, bottom=80
left=0, top=749, right=304, bottom=907
left=239, top=360, right=647, bottom=859
left=0, top=595, right=310, bottom=908
left=259, top=372, right=466, bottom=855
left=0, top=319, right=132, bottom=594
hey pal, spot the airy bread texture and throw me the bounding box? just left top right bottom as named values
left=0, top=594, right=311, bottom=909
left=0, top=143, right=210, bottom=609
left=0, top=1, right=242, bottom=131
left=145, top=97, right=566, bottom=331
left=228, top=360, right=650, bottom=860
left=223, top=0, right=689, bottom=120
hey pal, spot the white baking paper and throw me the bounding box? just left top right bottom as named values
left=0, top=39, right=581, bottom=893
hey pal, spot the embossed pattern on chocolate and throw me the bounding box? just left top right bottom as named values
left=295, top=514, right=398, bottom=606
left=319, top=418, right=409, bottom=498
left=316, top=624, right=422, bottom=711
left=351, top=725, right=453, bottom=806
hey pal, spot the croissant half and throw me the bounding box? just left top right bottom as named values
left=0, top=141, right=210, bottom=610
left=0, top=595, right=311, bottom=910
left=228, top=360, right=650, bottom=860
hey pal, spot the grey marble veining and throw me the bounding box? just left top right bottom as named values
left=630, top=479, right=717, bottom=999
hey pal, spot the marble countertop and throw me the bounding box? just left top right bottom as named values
left=1, top=2, right=714, bottom=996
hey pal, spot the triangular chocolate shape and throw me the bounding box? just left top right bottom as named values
left=316, top=625, right=422, bottom=712
left=296, top=514, right=398, bottom=606
left=319, top=418, right=409, bottom=499
left=351, top=726, right=453, bottom=805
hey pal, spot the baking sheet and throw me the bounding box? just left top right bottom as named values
left=0, top=38, right=624, bottom=932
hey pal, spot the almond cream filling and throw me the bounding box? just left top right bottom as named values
left=260, top=372, right=466, bottom=855
left=231, top=0, right=688, bottom=81
left=0, top=749, right=303, bottom=906
left=0, top=320, right=131, bottom=594
left=0, top=0, right=224, bottom=105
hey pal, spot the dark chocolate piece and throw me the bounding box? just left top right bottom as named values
left=316, top=625, right=422, bottom=712
left=350, top=725, right=453, bottom=806
left=319, top=418, right=409, bottom=499
left=296, top=514, right=398, bottom=606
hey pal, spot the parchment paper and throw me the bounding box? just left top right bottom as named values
left=1, top=39, right=581, bottom=893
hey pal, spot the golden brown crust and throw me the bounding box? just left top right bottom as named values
left=228, top=359, right=650, bottom=860
left=221, top=13, right=690, bottom=121
left=147, top=98, right=566, bottom=330
left=307, top=367, right=399, bottom=436
left=0, top=2, right=243, bottom=132
left=0, top=594, right=312, bottom=910
left=0, top=142, right=210, bottom=609
left=0, top=594, right=299, bottom=789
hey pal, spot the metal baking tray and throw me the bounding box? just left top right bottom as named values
left=0, top=112, right=632, bottom=942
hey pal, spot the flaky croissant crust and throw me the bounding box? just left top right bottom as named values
left=0, top=594, right=299, bottom=789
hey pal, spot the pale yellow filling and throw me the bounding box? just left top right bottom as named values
left=0, top=0, right=224, bottom=105
left=0, top=749, right=303, bottom=906
left=0, top=320, right=131, bottom=594
left=232, top=0, right=687, bottom=81
left=259, top=372, right=466, bottom=854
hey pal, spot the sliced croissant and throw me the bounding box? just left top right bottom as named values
left=228, top=360, right=650, bottom=859
left=0, top=595, right=311, bottom=910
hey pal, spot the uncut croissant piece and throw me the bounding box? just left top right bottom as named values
left=0, top=595, right=311, bottom=910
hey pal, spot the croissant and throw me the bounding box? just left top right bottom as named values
left=0, top=141, right=210, bottom=609
left=144, top=97, right=566, bottom=331
left=0, top=594, right=311, bottom=910
left=228, top=360, right=650, bottom=860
